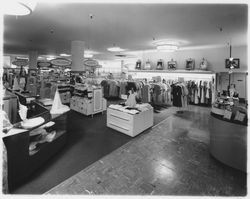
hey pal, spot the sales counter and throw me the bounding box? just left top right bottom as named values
left=2, top=100, right=69, bottom=191
left=209, top=104, right=247, bottom=172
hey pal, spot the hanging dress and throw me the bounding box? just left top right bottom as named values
left=194, top=83, right=199, bottom=104
left=200, top=82, right=205, bottom=104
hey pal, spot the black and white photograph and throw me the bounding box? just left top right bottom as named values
left=1, top=0, right=248, bottom=197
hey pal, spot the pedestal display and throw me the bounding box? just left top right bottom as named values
left=70, top=86, right=107, bottom=117
left=107, top=103, right=153, bottom=137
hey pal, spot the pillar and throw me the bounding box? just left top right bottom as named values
left=28, top=51, right=38, bottom=70
left=71, top=40, right=85, bottom=72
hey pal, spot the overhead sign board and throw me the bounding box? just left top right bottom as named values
left=50, top=58, right=71, bottom=66
left=12, top=59, right=28, bottom=66
left=84, top=59, right=98, bottom=67
left=37, top=61, right=52, bottom=68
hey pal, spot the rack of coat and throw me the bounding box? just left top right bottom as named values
left=100, top=79, right=150, bottom=102
left=171, top=82, right=189, bottom=108
left=150, top=83, right=172, bottom=106
left=100, top=79, right=120, bottom=98
left=187, top=80, right=212, bottom=106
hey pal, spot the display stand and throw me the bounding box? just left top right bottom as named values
left=2, top=101, right=69, bottom=191
left=70, top=87, right=107, bottom=117
left=209, top=106, right=247, bottom=172
left=57, top=84, right=71, bottom=104
left=107, top=105, right=153, bottom=137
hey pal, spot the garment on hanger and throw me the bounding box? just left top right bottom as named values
left=194, top=83, right=199, bottom=104
left=13, top=77, right=20, bottom=90
left=200, top=82, right=205, bottom=104
left=101, top=80, right=109, bottom=98
left=172, top=84, right=183, bottom=107
left=141, top=84, right=150, bottom=103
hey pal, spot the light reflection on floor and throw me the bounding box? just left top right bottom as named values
left=47, top=106, right=246, bottom=196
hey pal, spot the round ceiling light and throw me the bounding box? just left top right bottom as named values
left=84, top=53, right=93, bottom=58
left=153, top=39, right=183, bottom=52
left=3, top=0, right=37, bottom=16
left=156, top=45, right=178, bottom=52
left=60, top=53, right=71, bottom=57
left=107, top=47, right=126, bottom=52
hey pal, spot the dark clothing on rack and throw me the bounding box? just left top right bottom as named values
left=126, top=82, right=137, bottom=94
left=101, top=80, right=109, bottom=98
left=172, top=85, right=183, bottom=107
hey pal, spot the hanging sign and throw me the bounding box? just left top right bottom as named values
left=50, top=58, right=71, bottom=66
left=84, top=59, right=98, bottom=67
left=12, top=59, right=28, bottom=66
left=37, top=61, right=52, bottom=68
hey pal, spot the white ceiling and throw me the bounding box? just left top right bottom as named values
left=3, top=2, right=248, bottom=60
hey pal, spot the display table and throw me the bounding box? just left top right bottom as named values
left=2, top=101, right=69, bottom=190
left=107, top=104, right=153, bottom=137
left=70, top=88, right=107, bottom=117
left=13, top=90, right=37, bottom=105
left=209, top=106, right=247, bottom=172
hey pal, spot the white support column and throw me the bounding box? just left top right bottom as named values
left=71, top=40, right=85, bottom=72
left=28, top=51, right=38, bottom=70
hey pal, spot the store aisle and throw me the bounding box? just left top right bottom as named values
left=47, top=106, right=246, bottom=196
left=11, top=103, right=175, bottom=194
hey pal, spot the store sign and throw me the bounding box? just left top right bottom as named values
left=37, top=61, right=52, bottom=68
left=96, top=65, right=102, bottom=68
left=50, top=58, right=71, bottom=66
left=84, top=59, right=98, bottom=67
left=12, top=59, right=28, bottom=66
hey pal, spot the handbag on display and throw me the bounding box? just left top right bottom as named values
left=186, top=58, right=195, bottom=70
left=135, top=59, right=142, bottom=70
left=199, top=58, right=208, bottom=70
left=144, top=59, right=151, bottom=70
left=156, top=59, right=164, bottom=70
left=168, top=59, right=177, bottom=70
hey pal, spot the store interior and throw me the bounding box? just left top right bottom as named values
left=1, top=1, right=248, bottom=196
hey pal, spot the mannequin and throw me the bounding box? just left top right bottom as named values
left=125, top=88, right=137, bottom=107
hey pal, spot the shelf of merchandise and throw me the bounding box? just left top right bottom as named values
left=128, top=70, right=215, bottom=81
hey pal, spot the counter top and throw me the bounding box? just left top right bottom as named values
left=2, top=101, right=68, bottom=138
left=211, top=106, right=247, bottom=126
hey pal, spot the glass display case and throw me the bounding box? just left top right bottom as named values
left=209, top=96, right=247, bottom=172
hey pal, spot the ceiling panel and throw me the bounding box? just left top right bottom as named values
left=3, top=3, right=248, bottom=60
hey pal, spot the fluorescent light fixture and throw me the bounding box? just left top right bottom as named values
left=156, top=45, right=178, bottom=52
left=107, top=47, right=126, bottom=52
left=3, top=0, right=37, bottom=16
left=60, top=53, right=71, bottom=57
left=46, top=56, right=56, bottom=61
left=84, top=53, right=93, bottom=58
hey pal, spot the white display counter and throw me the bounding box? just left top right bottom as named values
left=107, top=105, right=153, bottom=137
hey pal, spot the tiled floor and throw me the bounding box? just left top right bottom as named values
left=46, top=106, right=246, bottom=196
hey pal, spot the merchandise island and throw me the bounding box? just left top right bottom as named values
left=107, top=103, right=153, bottom=137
